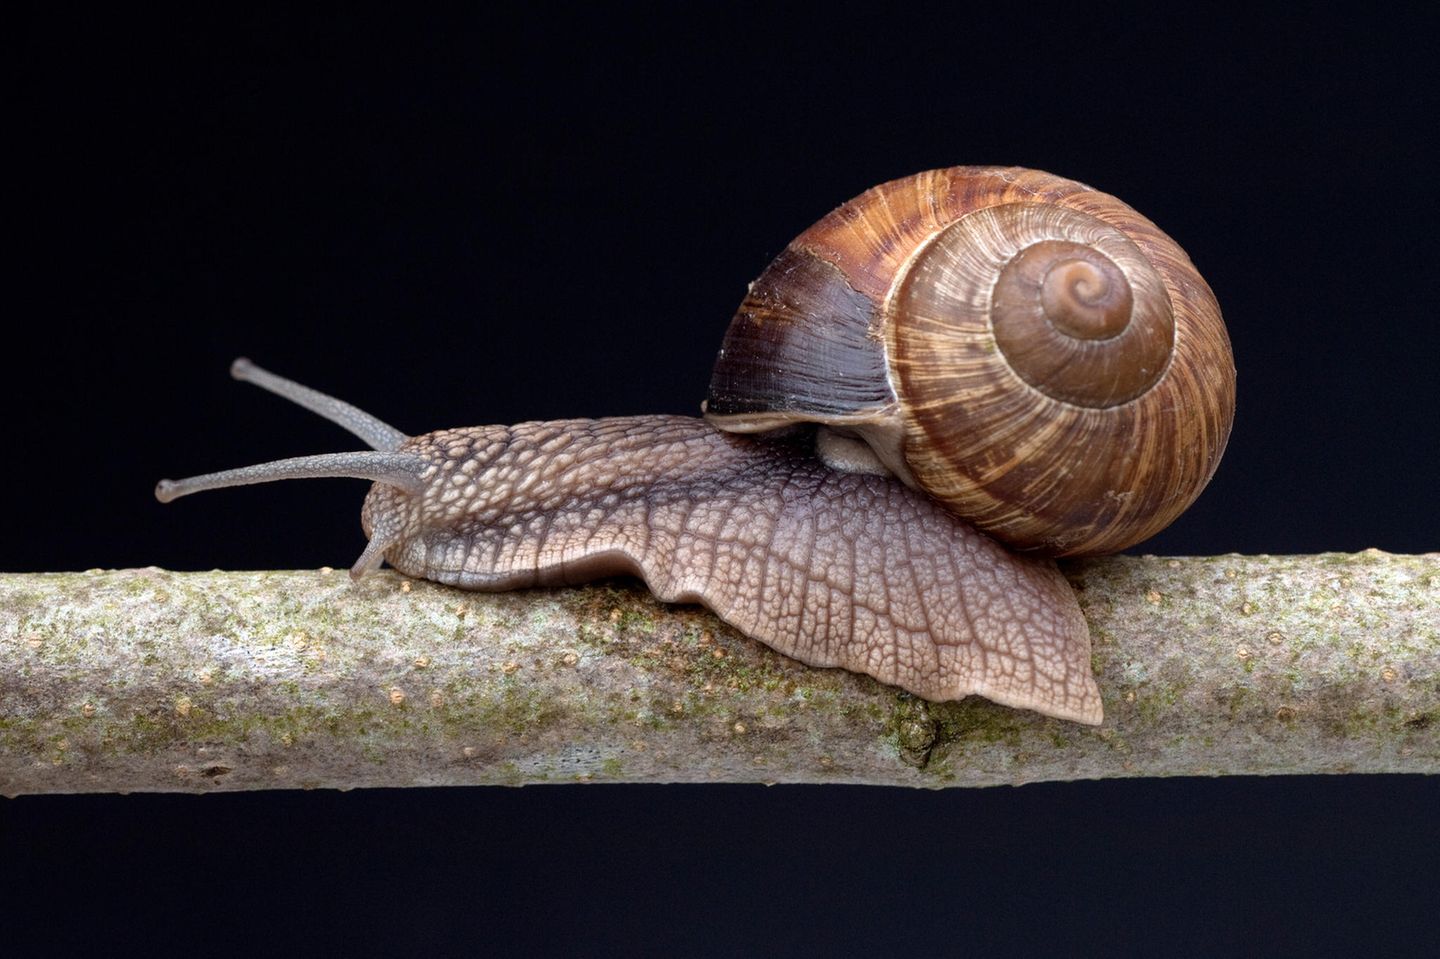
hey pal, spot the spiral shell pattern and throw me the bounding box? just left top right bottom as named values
left=708, top=167, right=1236, bottom=556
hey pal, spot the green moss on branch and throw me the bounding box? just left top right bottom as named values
left=1, top=553, right=1437, bottom=794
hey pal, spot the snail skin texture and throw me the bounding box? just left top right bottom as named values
left=157, top=166, right=1236, bottom=725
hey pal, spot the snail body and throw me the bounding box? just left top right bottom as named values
left=156, top=167, right=1236, bottom=725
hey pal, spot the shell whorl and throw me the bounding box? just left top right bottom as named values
left=707, top=166, right=1236, bottom=557
left=976, top=207, right=1173, bottom=407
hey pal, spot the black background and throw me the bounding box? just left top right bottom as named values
left=7, top=7, right=1439, bottom=956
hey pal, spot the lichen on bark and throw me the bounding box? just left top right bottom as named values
left=1, top=552, right=1437, bottom=795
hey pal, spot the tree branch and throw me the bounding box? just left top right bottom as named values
left=1, top=553, right=1436, bottom=794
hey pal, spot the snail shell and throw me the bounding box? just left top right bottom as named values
left=705, top=166, right=1236, bottom=556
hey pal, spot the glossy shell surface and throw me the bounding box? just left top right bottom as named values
left=707, top=166, right=1235, bottom=555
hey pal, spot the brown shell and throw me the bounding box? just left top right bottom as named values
left=705, top=166, right=1236, bottom=556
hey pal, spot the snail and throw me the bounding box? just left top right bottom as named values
left=156, top=166, right=1235, bottom=725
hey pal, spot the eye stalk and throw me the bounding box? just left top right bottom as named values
left=154, top=359, right=428, bottom=578
left=154, top=451, right=426, bottom=504
left=228, top=356, right=409, bottom=452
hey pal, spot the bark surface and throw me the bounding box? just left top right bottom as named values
left=1, top=552, right=1436, bottom=794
